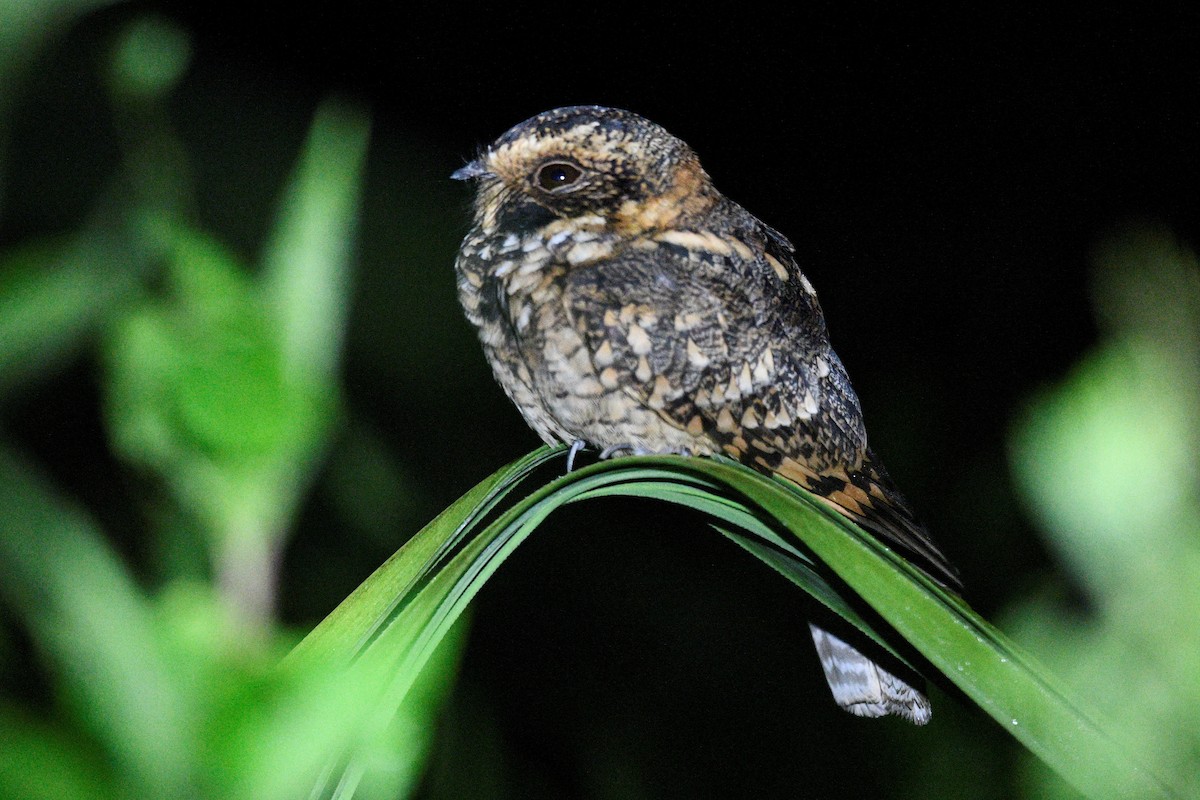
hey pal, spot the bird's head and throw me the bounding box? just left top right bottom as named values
left=453, top=106, right=717, bottom=237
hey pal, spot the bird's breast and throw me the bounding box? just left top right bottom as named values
left=455, top=224, right=608, bottom=439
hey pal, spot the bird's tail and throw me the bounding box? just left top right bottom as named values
left=808, top=623, right=932, bottom=724
left=774, top=449, right=949, bottom=723
left=775, top=448, right=962, bottom=590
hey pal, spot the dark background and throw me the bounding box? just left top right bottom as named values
left=4, top=4, right=1197, bottom=798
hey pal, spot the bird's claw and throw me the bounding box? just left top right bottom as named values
left=599, top=443, right=639, bottom=460
left=565, top=439, right=587, bottom=473
left=567, top=441, right=696, bottom=473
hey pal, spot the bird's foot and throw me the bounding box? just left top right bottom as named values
left=565, top=439, right=587, bottom=473
left=598, top=443, right=695, bottom=460
left=598, top=443, right=640, bottom=460
left=567, top=442, right=697, bottom=472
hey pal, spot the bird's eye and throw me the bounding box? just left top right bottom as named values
left=536, top=161, right=583, bottom=191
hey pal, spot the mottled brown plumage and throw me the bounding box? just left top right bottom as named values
left=452, top=106, right=959, bottom=723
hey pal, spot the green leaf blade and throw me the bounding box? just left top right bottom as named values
left=293, top=449, right=1177, bottom=800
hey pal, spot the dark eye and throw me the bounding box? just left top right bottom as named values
left=536, top=161, right=582, bottom=191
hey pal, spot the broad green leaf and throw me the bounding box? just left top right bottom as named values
left=261, top=101, right=370, bottom=387
left=295, top=447, right=1177, bottom=800
left=102, top=226, right=322, bottom=559
left=290, top=446, right=561, bottom=666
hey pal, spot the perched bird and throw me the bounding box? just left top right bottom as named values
left=451, top=105, right=959, bottom=723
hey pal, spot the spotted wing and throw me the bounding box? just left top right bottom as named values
left=563, top=241, right=835, bottom=464
left=565, top=238, right=960, bottom=590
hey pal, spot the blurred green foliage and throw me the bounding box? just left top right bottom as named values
left=894, top=229, right=1200, bottom=800
left=0, top=7, right=459, bottom=799
left=1009, top=228, right=1200, bottom=798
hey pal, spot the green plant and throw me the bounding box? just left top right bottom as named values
left=289, top=445, right=1178, bottom=799
left=1008, top=228, right=1200, bottom=798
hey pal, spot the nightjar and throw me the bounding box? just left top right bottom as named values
left=451, top=105, right=959, bottom=723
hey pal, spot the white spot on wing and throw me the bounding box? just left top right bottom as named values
left=802, top=393, right=819, bottom=416
left=515, top=303, right=532, bottom=331
left=626, top=324, right=653, bottom=356
left=738, top=363, right=754, bottom=394
left=566, top=240, right=612, bottom=265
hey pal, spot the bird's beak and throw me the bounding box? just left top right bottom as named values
left=450, top=159, right=492, bottom=181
